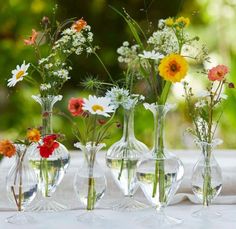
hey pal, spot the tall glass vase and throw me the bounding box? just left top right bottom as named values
left=28, top=95, right=70, bottom=212
left=74, top=142, right=106, bottom=223
left=136, top=103, right=184, bottom=226
left=191, top=139, right=223, bottom=219
left=6, top=144, right=38, bottom=224
left=106, top=107, right=149, bottom=211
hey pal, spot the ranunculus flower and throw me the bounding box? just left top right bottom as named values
left=68, top=97, right=84, bottom=116
left=0, top=140, right=16, bottom=158
left=24, top=29, right=38, bottom=46
left=38, top=134, right=59, bottom=158
left=208, top=65, right=229, bottom=81
left=27, top=128, right=41, bottom=142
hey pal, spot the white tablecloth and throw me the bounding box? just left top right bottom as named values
left=1, top=150, right=236, bottom=228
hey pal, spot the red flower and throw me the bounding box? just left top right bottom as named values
left=68, top=97, right=84, bottom=116
left=38, top=134, right=59, bottom=158
left=208, top=65, right=229, bottom=81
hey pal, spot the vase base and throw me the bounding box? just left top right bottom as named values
left=111, top=197, right=149, bottom=212
left=6, top=213, right=36, bottom=225
left=138, top=209, right=183, bottom=227
left=77, top=210, right=105, bottom=225
left=27, top=199, right=68, bottom=212
left=192, top=206, right=221, bottom=219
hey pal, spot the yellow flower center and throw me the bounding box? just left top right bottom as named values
left=16, top=70, right=25, bottom=79
left=92, top=104, right=104, bottom=112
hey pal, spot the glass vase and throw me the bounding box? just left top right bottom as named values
left=28, top=95, right=70, bottom=212
left=74, top=142, right=106, bottom=223
left=6, top=144, right=38, bottom=224
left=106, top=107, right=149, bottom=211
left=191, top=139, right=223, bottom=219
left=136, top=103, right=184, bottom=226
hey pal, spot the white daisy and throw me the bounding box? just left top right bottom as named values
left=139, top=50, right=164, bottom=60
left=83, top=95, right=115, bottom=117
left=7, top=61, right=30, bottom=87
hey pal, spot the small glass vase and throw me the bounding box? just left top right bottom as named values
left=106, top=107, right=149, bottom=211
left=74, top=142, right=106, bottom=223
left=28, top=95, right=70, bottom=212
left=6, top=144, right=38, bottom=224
left=136, top=103, right=184, bottom=227
left=191, top=139, right=223, bottom=219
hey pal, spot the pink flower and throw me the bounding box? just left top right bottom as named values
left=24, top=29, right=38, bottom=46
left=208, top=65, right=229, bottom=81
left=68, top=98, right=84, bottom=116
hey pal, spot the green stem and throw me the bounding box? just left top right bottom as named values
left=87, top=148, right=96, bottom=210
left=203, top=146, right=212, bottom=206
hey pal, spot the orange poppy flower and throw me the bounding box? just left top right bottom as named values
left=27, top=128, right=41, bottom=142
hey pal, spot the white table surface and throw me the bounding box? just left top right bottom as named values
left=0, top=149, right=236, bottom=228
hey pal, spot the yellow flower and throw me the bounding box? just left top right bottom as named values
left=165, top=17, right=174, bottom=27
left=27, top=128, right=41, bottom=142
left=158, top=54, right=188, bottom=83
left=175, top=16, right=190, bottom=29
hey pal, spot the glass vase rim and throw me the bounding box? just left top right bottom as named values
left=143, top=102, right=176, bottom=111
left=74, top=141, right=106, bottom=150
left=194, top=138, right=223, bottom=147
left=32, top=94, right=63, bottom=100
left=14, top=143, right=27, bottom=152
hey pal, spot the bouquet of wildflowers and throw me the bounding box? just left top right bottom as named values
left=184, top=64, right=234, bottom=143
left=0, top=128, right=41, bottom=211
left=7, top=16, right=98, bottom=97
left=116, top=13, right=209, bottom=104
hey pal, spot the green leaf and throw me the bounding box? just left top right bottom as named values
left=159, top=81, right=172, bottom=104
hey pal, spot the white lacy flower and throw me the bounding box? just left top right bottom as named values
left=105, top=87, right=130, bottom=109
left=39, top=58, right=48, bottom=65
left=197, top=90, right=210, bottom=97
left=139, top=50, right=164, bottom=60
left=7, top=61, right=30, bottom=87
left=40, top=83, right=51, bottom=91
left=56, top=69, right=69, bottom=80
left=44, top=63, right=53, bottom=69
left=195, top=100, right=206, bottom=108
left=83, top=95, right=115, bottom=117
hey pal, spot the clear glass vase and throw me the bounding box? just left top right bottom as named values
left=28, top=95, right=70, bottom=212
left=136, top=103, right=184, bottom=226
left=191, top=139, right=223, bottom=219
left=74, top=142, right=106, bottom=223
left=106, top=107, right=149, bottom=211
left=6, top=144, right=38, bottom=224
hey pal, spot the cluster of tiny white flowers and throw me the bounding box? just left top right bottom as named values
left=40, top=83, right=51, bottom=91
left=147, top=27, right=179, bottom=54
left=53, top=69, right=70, bottom=80
left=195, top=99, right=206, bottom=108
left=53, top=25, right=94, bottom=56
left=117, top=41, right=139, bottom=64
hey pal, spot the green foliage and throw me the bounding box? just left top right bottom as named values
left=0, top=0, right=236, bottom=149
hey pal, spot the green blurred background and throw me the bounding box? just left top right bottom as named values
left=0, top=0, right=236, bottom=150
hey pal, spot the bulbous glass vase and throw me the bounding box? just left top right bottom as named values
left=28, top=95, right=70, bottom=212
left=136, top=103, right=184, bottom=227
left=74, top=142, right=106, bottom=223
left=6, top=144, right=38, bottom=224
left=106, top=107, right=149, bottom=211
left=191, top=139, right=223, bottom=219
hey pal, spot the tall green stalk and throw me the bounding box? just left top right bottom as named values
left=152, top=106, right=167, bottom=204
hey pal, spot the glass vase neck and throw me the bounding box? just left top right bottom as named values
left=32, top=95, right=62, bottom=136
left=122, top=108, right=135, bottom=141
left=144, top=103, right=173, bottom=158
left=196, top=139, right=222, bottom=159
